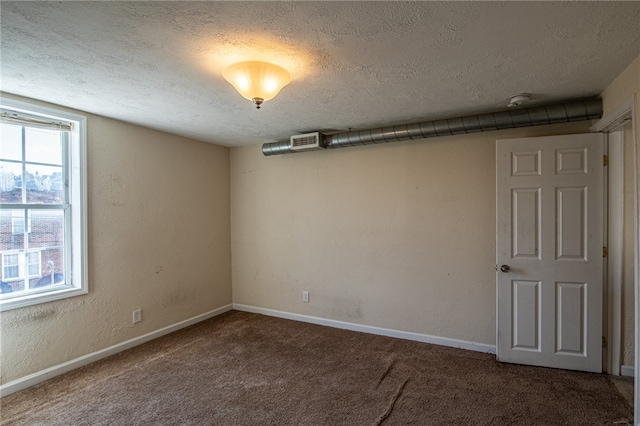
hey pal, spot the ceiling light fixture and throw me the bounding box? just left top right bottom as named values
left=222, top=61, right=292, bottom=109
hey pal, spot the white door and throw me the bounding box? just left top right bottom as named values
left=496, top=133, right=604, bottom=372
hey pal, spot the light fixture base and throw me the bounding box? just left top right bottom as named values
left=507, top=93, right=531, bottom=108
left=252, top=98, right=264, bottom=109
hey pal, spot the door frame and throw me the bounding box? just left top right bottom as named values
left=606, top=130, right=624, bottom=376
left=591, top=94, right=638, bottom=424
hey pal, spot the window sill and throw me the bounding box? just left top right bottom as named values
left=0, top=286, right=87, bottom=312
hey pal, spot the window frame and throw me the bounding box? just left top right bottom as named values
left=0, top=98, right=87, bottom=311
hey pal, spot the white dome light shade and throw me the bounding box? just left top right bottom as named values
left=222, top=61, right=292, bottom=109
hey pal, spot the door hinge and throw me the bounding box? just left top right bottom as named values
left=602, top=336, right=607, bottom=348
left=604, top=155, right=609, bottom=166
left=603, top=246, right=608, bottom=258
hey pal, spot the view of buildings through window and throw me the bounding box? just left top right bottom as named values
left=1, top=123, right=67, bottom=294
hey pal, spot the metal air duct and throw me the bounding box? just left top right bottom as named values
left=261, top=98, right=602, bottom=156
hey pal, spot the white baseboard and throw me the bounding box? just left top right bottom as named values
left=621, top=365, right=635, bottom=377
left=0, top=304, right=233, bottom=397
left=232, top=303, right=496, bottom=354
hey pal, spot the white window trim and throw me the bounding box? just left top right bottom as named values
left=0, top=97, right=87, bottom=311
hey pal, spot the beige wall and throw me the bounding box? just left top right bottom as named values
left=601, top=53, right=640, bottom=367
left=0, top=93, right=232, bottom=384
left=231, top=121, right=591, bottom=346
left=602, top=55, right=640, bottom=118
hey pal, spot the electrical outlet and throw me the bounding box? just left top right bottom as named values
left=302, top=291, right=309, bottom=303
left=133, top=309, right=142, bottom=324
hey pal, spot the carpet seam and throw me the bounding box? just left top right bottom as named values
left=374, top=377, right=409, bottom=426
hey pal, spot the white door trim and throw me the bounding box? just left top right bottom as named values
left=591, top=97, right=634, bottom=133
left=591, top=94, right=638, bottom=425
left=607, top=131, right=624, bottom=376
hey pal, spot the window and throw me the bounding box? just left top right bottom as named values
left=0, top=98, right=87, bottom=310
left=28, top=251, right=40, bottom=277
left=3, top=253, right=19, bottom=280
left=1, top=250, right=41, bottom=281
left=11, top=210, right=31, bottom=234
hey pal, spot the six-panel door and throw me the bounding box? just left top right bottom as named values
left=496, top=133, right=604, bottom=373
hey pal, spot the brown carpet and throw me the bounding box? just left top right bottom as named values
left=1, top=310, right=633, bottom=425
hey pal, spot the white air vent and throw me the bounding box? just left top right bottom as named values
left=290, top=132, right=324, bottom=151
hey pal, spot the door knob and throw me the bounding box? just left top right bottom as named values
left=500, top=265, right=511, bottom=273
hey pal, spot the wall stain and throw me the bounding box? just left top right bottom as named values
left=160, top=288, right=196, bottom=309
left=29, top=309, right=57, bottom=322
left=3, top=306, right=57, bottom=327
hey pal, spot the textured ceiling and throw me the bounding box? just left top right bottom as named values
left=2, top=1, right=640, bottom=148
